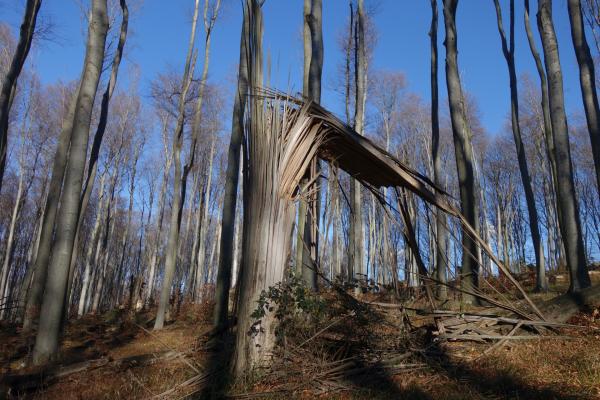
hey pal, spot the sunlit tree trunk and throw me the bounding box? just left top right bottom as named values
left=537, top=0, right=591, bottom=292
left=154, top=0, right=201, bottom=330
left=233, top=0, right=298, bottom=376
left=33, top=0, right=108, bottom=365
left=77, top=173, right=107, bottom=317
left=196, top=137, right=215, bottom=300
left=22, top=86, right=79, bottom=331
left=350, top=0, right=366, bottom=286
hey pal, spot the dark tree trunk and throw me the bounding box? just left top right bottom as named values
left=537, top=0, right=590, bottom=292
left=298, top=0, right=323, bottom=290
left=430, top=0, right=448, bottom=301
left=0, top=0, right=42, bottom=194
left=493, top=0, right=546, bottom=291
left=213, top=3, right=249, bottom=331
left=350, top=0, right=366, bottom=286
left=567, top=0, right=600, bottom=196
left=442, top=0, right=480, bottom=304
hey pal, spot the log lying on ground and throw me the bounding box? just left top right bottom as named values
left=539, top=284, right=600, bottom=323
left=1, top=350, right=180, bottom=394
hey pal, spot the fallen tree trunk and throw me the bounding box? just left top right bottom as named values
left=2, top=350, right=180, bottom=395
left=539, top=284, right=600, bottom=323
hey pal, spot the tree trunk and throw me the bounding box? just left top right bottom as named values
left=350, top=0, right=366, bottom=287
left=213, top=4, right=250, bottom=331
left=442, top=0, right=480, bottom=304
left=32, top=0, right=108, bottom=365
left=0, top=165, right=24, bottom=316
left=195, top=138, right=215, bottom=300
left=77, top=174, right=106, bottom=317
left=537, top=0, right=591, bottom=292
left=296, top=0, right=323, bottom=290
left=0, top=0, right=42, bottom=193
left=567, top=0, right=600, bottom=195
left=430, top=0, right=448, bottom=301
left=22, top=86, right=79, bottom=331
left=493, top=0, right=546, bottom=291
left=154, top=0, right=200, bottom=330
left=233, top=0, right=297, bottom=376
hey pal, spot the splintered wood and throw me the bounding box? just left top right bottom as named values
left=259, top=88, right=542, bottom=321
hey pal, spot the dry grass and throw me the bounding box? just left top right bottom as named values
left=1, top=283, right=599, bottom=399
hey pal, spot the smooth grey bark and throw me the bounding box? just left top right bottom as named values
left=537, top=0, right=591, bottom=292
left=493, top=0, right=546, bottom=291
left=145, top=120, right=173, bottom=305
left=115, top=142, right=140, bottom=305
left=72, top=0, right=129, bottom=267
left=195, top=138, right=215, bottom=300
left=77, top=173, right=106, bottom=317
left=524, top=0, right=560, bottom=220
left=213, top=4, right=249, bottom=330
left=430, top=0, right=448, bottom=300
left=298, top=0, right=323, bottom=290
left=32, top=0, right=108, bottom=365
left=188, top=171, right=204, bottom=299
left=64, top=0, right=128, bottom=323
left=350, top=0, right=366, bottom=285
left=22, top=85, right=80, bottom=331
left=16, top=180, right=46, bottom=323
left=154, top=0, right=200, bottom=330
left=442, top=0, right=480, bottom=304
left=567, top=0, right=600, bottom=195
left=0, top=163, right=24, bottom=313
left=0, top=0, right=42, bottom=194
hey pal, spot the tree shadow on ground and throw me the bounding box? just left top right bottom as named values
left=196, top=327, right=235, bottom=399
left=421, top=338, right=585, bottom=400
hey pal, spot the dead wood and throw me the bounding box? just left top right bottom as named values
left=2, top=350, right=180, bottom=394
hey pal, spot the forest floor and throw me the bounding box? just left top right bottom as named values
left=1, top=273, right=600, bottom=399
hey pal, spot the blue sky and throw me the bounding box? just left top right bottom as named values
left=1, top=0, right=586, bottom=136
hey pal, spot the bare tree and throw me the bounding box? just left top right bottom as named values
left=568, top=0, right=600, bottom=195
left=33, top=0, right=109, bottom=365
left=296, top=0, right=323, bottom=290
left=0, top=0, right=42, bottom=194
left=430, top=0, right=448, bottom=300
left=155, top=0, right=221, bottom=328
left=213, top=0, right=250, bottom=331
left=349, top=0, right=366, bottom=287
left=493, top=0, right=546, bottom=291
left=537, top=0, right=591, bottom=292
left=442, top=0, right=480, bottom=304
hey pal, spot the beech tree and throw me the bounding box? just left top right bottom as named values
left=33, top=0, right=109, bottom=365
left=537, top=0, right=591, bottom=292
left=154, top=0, right=221, bottom=330
left=0, top=0, right=42, bottom=194
left=493, top=0, right=546, bottom=291
left=442, top=0, right=480, bottom=303
left=430, top=0, right=448, bottom=300
left=567, top=0, right=600, bottom=194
